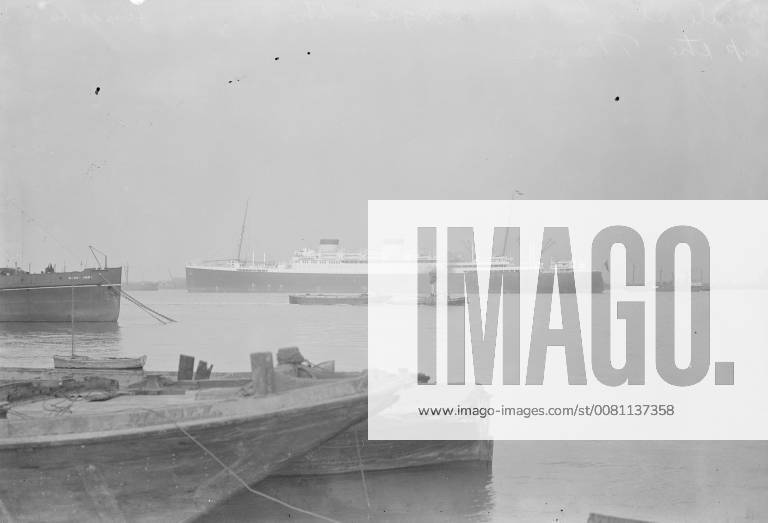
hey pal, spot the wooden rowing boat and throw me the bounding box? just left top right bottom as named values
left=53, top=354, right=148, bottom=370
left=0, top=363, right=368, bottom=522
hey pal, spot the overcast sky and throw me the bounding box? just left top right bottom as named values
left=1, top=0, right=767, bottom=279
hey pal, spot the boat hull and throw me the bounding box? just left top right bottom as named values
left=0, top=379, right=368, bottom=522
left=276, top=421, right=493, bottom=476
left=0, top=268, right=122, bottom=322
left=203, top=461, right=493, bottom=522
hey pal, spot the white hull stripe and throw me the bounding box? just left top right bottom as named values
left=0, top=283, right=121, bottom=292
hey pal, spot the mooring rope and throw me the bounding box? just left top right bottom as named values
left=98, top=274, right=176, bottom=324
left=4, top=400, right=341, bottom=521
left=118, top=288, right=176, bottom=324
left=145, top=411, right=343, bottom=523
left=352, top=426, right=372, bottom=514
left=173, top=422, right=342, bottom=523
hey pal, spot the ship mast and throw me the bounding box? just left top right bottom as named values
left=236, top=201, right=249, bottom=262
left=71, top=285, right=75, bottom=357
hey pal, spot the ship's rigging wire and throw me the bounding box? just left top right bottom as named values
left=236, top=200, right=249, bottom=263
left=2, top=196, right=82, bottom=265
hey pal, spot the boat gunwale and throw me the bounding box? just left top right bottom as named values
left=0, top=377, right=366, bottom=449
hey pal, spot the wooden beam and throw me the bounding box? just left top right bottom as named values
left=250, top=352, right=274, bottom=396
left=177, top=355, right=195, bottom=381
left=194, top=361, right=213, bottom=380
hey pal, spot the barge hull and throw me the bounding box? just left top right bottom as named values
left=0, top=380, right=368, bottom=522
left=0, top=268, right=122, bottom=322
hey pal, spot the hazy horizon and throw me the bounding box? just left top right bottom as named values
left=2, top=0, right=767, bottom=280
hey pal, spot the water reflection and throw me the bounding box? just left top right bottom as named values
left=0, top=322, right=122, bottom=367
left=198, top=461, right=494, bottom=522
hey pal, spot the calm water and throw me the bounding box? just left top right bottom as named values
left=0, top=291, right=765, bottom=522
left=0, top=291, right=368, bottom=373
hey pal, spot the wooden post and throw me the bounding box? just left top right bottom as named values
left=194, top=361, right=213, bottom=380
left=177, top=354, right=195, bottom=381
left=250, top=352, right=274, bottom=396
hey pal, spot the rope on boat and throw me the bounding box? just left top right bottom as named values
left=167, top=417, right=343, bottom=523
left=352, top=426, right=372, bottom=515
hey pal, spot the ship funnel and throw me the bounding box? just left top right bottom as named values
left=318, top=239, right=340, bottom=254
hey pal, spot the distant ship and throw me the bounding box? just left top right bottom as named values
left=186, top=239, right=368, bottom=293
left=656, top=268, right=710, bottom=292
left=0, top=266, right=122, bottom=322
left=656, top=281, right=710, bottom=292
left=186, top=239, right=604, bottom=294
left=186, top=203, right=603, bottom=294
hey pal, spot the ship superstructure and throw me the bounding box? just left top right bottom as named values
left=186, top=239, right=604, bottom=294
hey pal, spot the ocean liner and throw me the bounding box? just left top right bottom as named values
left=186, top=239, right=604, bottom=294
left=0, top=265, right=122, bottom=322
left=186, top=239, right=368, bottom=293
left=187, top=202, right=605, bottom=293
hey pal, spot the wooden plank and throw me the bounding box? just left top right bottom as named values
left=177, top=354, right=195, bottom=381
